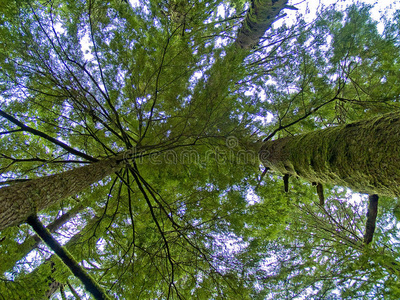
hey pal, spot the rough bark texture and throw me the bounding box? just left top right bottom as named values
left=235, top=0, right=289, bottom=49
left=0, top=156, right=123, bottom=231
left=259, top=112, right=400, bottom=197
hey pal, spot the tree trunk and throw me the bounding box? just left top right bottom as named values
left=235, top=0, right=289, bottom=49
left=259, top=112, right=400, bottom=197
left=27, top=215, right=111, bottom=300
left=364, top=194, right=378, bottom=244
left=0, top=215, right=101, bottom=299
left=187, top=0, right=289, bottom=137
left=0, top=156, right=123, bottom=231
left=0, top=203, right=84, bottom=274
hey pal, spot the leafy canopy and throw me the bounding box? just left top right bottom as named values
left=1, top=0, right=400, bottom=299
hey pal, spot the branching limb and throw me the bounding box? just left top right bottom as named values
left=0, top=203, right=84, bottom=274
left=67, top=280, right=82, bottom=300
left=26, top=215, right=111, bottom=300
left=0, top=109, right=96, bottom=162
left=263, top=91, right=344, bottom=141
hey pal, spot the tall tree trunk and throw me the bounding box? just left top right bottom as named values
left=235, top=0, right=289, bottom=49
left=185, top=0, right=289, bottom=141
left=27, top=215, right=111, bottom=300
left=0, top=215, right=101, bottom=299
left=0, top=156, right=123, bottom=231
left=364, top=194, right=379, bottom=244
left=0, top=203, right=84, bottom=274
left=259, top=111, right=400, bottom=197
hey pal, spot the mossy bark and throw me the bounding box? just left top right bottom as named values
left=259, top=112, right=400, bottom=197
left=0, top=156, right=123, bottom=231
left=235, top=0, right=289, bottom=49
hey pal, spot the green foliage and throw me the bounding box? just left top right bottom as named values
left=0, top=0, right=400, bottom=299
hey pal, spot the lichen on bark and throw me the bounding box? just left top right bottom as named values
left=259, top=112, right=400, bottom=197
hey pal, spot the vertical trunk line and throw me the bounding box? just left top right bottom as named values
left=364, top=194, right=379, bottom=245
left=26, top=215, right=111, bottom=300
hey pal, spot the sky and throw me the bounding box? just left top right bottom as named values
left=293, top=0, right=400, bottom=32
left=127, top=0, right=400, bottom=23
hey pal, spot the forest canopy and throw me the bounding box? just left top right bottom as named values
left=1, top=0, right=400, bottom=299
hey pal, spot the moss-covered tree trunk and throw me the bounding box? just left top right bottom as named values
left=235, top=0, right=289, bottom=49
left=0, top=156, right=124, bottom=231
left=259, top=112, right=400, bottom=197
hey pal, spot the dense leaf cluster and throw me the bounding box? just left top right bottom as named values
left=1, top=0, right=400, bottom=299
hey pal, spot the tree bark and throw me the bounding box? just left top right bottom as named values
left=188, top=0, right=289, bottom=136
left=259, top=112, right=400, bottom=197
left=0, top=203, right=84, bottom=274
left=0, top=215, right=101, bottom=299
left=27, top=215, right=111, bottom=300
left=364, top=194, right=378, bottom=244
left=0, top=156, right=124, bottom=231
left=234, top=0, right=289, bottom=49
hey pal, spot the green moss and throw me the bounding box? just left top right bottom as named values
left=260, top=111, right=400, bottom=197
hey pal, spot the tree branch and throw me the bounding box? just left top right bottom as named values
left=0, top=109, right=96, bottom=162
left=364, top=194, right=379, bottom=244
left=0, top=203, right=84, bottom=274
left=26, top=215, right=111, bottom=300
left=317, top=183, right=324, bottom=206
